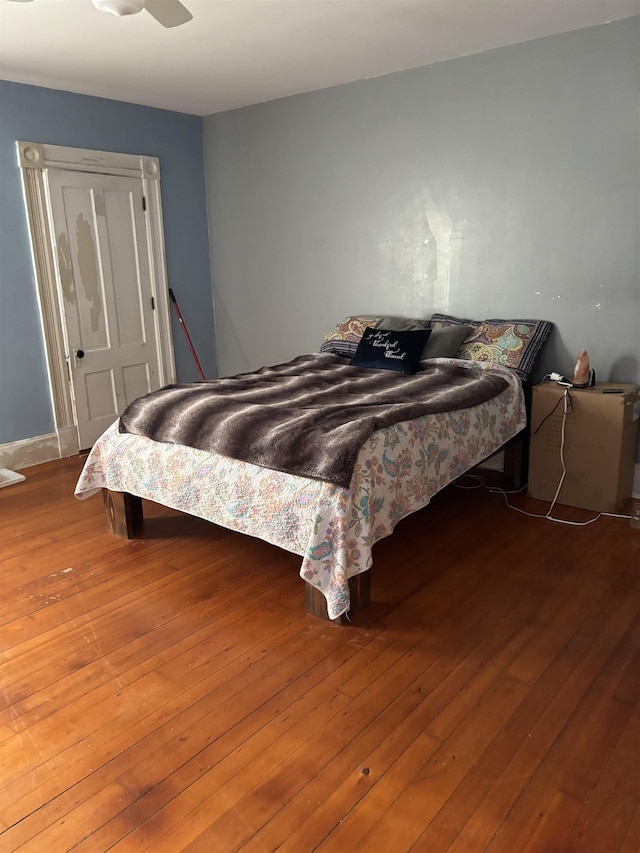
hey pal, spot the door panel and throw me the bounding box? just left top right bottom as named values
left=122, top=362, right=151, bottom=403
left=46, top=169, right=161, bottom=448
left=83, top=369, right=118, bottom=420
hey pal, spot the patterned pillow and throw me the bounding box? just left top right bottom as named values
left=351, top=327, right=432, bottom=374
left=321, top=315, right=428, bottom=358
left=429, top=314, right=553, bottom=380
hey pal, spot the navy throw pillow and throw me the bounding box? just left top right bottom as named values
left=350, top=327, right=431, bottom=374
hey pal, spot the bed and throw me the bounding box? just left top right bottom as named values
left=75, top=314, right=552, bottom=621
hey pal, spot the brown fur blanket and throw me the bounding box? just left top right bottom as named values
left=119, top=353, right=508, bottom=488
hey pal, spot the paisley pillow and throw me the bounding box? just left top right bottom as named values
left=321, top=315, right=427, bottom=358
left=429, top=314, right=553, bottom=380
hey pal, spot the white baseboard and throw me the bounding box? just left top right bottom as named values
left=0, top=429, right=79, bottom=471
left=57, top=426, right=80, bottom=458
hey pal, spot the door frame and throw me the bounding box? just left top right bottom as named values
left=17, top=140, right=176, bottom=458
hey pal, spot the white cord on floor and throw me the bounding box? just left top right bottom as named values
left=455, top=386, right=633, bottom=531
left=455, top=473, right=632, bottom=526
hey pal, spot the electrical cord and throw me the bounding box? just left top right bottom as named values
left=455, top=473, right=632, bottom=526
left=541, top=372, right=572, bottom=386
left=533, top=390, right=573, bottom=436
left=456, top=387, right=633, bottom=527
left=544, top=387, right=571, bottom=520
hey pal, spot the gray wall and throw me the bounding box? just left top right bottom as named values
left=203, top=18, right=639, bottom=388
left=0, top=81, right=215, bottom=446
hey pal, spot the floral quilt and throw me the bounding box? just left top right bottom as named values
left=75, top=358, right=525, bottom=619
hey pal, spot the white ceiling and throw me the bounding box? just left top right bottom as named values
left=1, top=0, right=638, bottom=116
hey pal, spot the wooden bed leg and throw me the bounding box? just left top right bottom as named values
left=503, top=433, right=528, bottom=490
left=305, top=572, right=371, bottom=623
left=102, top=489, right=144, bottom=539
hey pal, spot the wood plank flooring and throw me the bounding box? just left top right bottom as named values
left=1, top=455, right=638, bottom=852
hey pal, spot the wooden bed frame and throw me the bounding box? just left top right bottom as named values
left=100, top=430, right=525, bottom=624
left=101, top=488, right=371, bottom=623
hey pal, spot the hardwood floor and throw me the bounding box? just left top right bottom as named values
left=1, top=455, right=638, bottom=852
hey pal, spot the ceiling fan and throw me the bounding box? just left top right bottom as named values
left=6, top=0, right=193, bottom=29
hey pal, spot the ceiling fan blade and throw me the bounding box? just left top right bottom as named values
left=145, top=0, right=192, bottom=28
left=91, top=0, right=145, bottom=15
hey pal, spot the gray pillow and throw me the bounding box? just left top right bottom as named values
left=420, top=325, right=473, bottom=360
left=373, top=316, right=429, bottom=332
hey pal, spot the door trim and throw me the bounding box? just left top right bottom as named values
left=16, top=141, right=176, bottom=458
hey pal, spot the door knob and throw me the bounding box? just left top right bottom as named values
left=75, top=349, right=85, bottom=359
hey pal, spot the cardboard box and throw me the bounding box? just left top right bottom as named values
left=528, top=381, right=640, bottom=513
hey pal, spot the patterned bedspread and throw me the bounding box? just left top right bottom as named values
left=75, top=358, right=525, bottom=619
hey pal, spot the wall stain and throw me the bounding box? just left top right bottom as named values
left=75, top=213, right=103, bottom=334
left=377, top=184, right=460, bottom=312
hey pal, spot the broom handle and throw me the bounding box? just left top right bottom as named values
left=168, top=288, right=206, bottom=381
